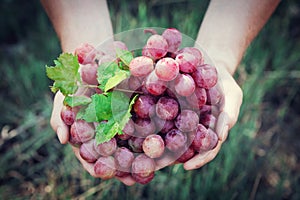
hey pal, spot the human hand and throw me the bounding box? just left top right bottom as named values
left=50, top=91, right=136, bottom=186
left=183, top=63, right=243, bottom=170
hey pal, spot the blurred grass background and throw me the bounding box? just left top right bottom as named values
left=0, top=0, right=299, bottom=199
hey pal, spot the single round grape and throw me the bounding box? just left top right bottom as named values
left=128, top=136, right=144, bottom=153
left=120, top=119, right=135, bottom=138
left=129, top=56, right=154, bottom=77
left=61, top=105, right=76, bottom=126
left=134, top=118, right=156, bottom=137
left=155, top=57, right=179, bottom=81
left=200, top=114, right=217, bottom=129
left=70, top=120, right=95, bottom=143
left=191, top=124, right=218, bottom=152
left=153, top=117, right=175, bottom=134
left=206, top=86, right=222, bottom=105
left=145, top=34, right=168, bottom=60
left=176, top=146, right=195, bottom=163
left=186, top=87, right=207, bottom=109
left=132, top=171, right=155, bottom=185
left=142, top=134, right=165, bottom=158
left=156, top=97, right=179, bottom=120
left=162, top=28, right=182, bottom=53
left=94, top=137, right=117, bottom=156
left=175, top=52, right=199, bottom=73
left=94, top=156, right=116, bottom=180
left=131, top=154, right=156, bottom=178
left=74, top=43, right=97, bottom=64
left=114, top=147, right=134, bottom=173
left=177, top=47, right=203, bottom=65
left=79, top=139, right=100, bottom=163
left=80, top=63, right=98, bottom=85
left=128, top=75, right=142, bottom=91
left=142, top=46, right=155, bottom=60
left=192, top=64, right=218, bottom=89
left=145, top=71, right=167, bottom=96
left=165, top=129, right=187, bottom=152
left=175, top=109, right=199, bottom=132
left=174, top=73, right=196, bottom=97
left=133, top=95, right=156, bottom=119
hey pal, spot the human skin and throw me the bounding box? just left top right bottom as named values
left=41, top=0, right=280, bottom=185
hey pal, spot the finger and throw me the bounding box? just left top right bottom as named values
left=183, top=140, right=222, bottom=170
left=50, top=91, right=69, bottom=144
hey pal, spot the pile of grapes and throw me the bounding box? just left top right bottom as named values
left=47, top=28, right=222, bottom=184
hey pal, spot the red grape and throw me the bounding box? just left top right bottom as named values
left=134, top=118, right=156, bottom=137
left=186, top=87, right=207, bottom=109
left=156, top=97, right=179, bottom=120
left=94, top=156, right=116, bottom=180
left=162, top=28, right=182, bottom=53
left=74, top=43, right=97, bottom=64
left=174, top=73, right=196, bottom=97
left=153, top=117, right=175, bottom=134
left=192, top=64, right=218, bottom=89
left=70, top=120, right=95, bottom=143
left=132, top=171, right=155, bottom=185
left=177, top=47, right=203, bottom=64
left=79, top=139, right=100, bottom=163
left=200, top=114, right=216, bottom=129
left=175, top=52, right=199, bottom=73
left=142, top=134, right=165, bottom=158
left=165, top=129, right=187, bottom=152
left=94, top=137, right=117, bottom=156
left=206, top=86, right=221, bottom=105
left=114, top=147, right=134, bottom=173
left=175, top=109, right=199, bottom=132
left=120, top=119, right=135, bottom=138
left=191, top=124, right=218, bottom=152
left=145, top=34, right=168, bottom=60
left=145, top=71, right=167, bottom=96
left=176, top=146, right=195, bottom=163
left=131, top=154, right=156, bottom=178
left=61, top=105, right=76, bottom=126
left=129, top=56, right=154, bottom=77
left=133, top=95, right=156, bottom=119
left=80, top=63, right=98, bottom=85
left=155, top=57, right=179, bottom=81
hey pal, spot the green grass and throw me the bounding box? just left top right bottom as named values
left=0, top=0, right=299, bottom=199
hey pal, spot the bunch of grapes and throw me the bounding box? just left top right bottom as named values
left=55, top=28, right=222, bottom=185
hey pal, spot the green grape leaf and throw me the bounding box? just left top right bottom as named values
left=46, top=53, right=80, bottom=96
left=80, top=93, right=112, bottom=122
left=116, top=48, right=133, bottom=67
left=95, top=92, right=137, bottom=144
left=97, top=62, right=120, bottom=91
left=104, top=70, right=130, bottom=93
left=95, top=119, right=120, bottom=144
left=63, top=95, right=92, bottom=107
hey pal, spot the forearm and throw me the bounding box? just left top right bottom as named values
left=41, top=0, right=113, bottom=53
left=196, top=0, right=280, bottom=75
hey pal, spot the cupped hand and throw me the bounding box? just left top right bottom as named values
left=183, top=63, right=243, bottom=170
left=49, top=91, right=136, bottom=186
